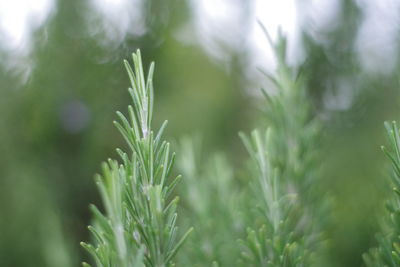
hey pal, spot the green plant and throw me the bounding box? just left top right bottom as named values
left=238, top=28, right=322, bottom=266
left=81, top=50, right=192, bottom=267
left=363, top=121, right=400, bottom=266
left=175, top=137, right=242, bottom=266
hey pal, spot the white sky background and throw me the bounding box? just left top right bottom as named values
left=87, top=0, right=146, bottom=48
left=0, top=0, right=399, bottom=80
left=0, top=0, right=54, bottom=79
left=0, top=0, right=53, bottom=52
left=355, top=0, right=400, bottom=74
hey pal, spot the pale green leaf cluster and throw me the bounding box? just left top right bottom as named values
left=175, top=137, right=242, bottom=266
left=81, top=50, right=192, bottom=267
left=239, top=129, right=314, bottom=267
left=258, top=27, right=321, bottom=199
left=238, top=29, right=322, bottom=266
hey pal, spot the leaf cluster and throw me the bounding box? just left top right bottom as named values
left=175, top=137, right=242, bottom=266
left=81, top=50, right=192, bottom=267
left=238, top=29, right=322, bottom=267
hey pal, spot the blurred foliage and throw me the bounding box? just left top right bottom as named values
left=1, top=0, right=400, bottom=266
left=176, top=137, right=243, bottom=266
left=364, top=122, right=400, bottom=267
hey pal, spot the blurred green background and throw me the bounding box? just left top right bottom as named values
left=1, top=0, right=400, bottom=266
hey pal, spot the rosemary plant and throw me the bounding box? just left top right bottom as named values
left=176, top=137, right=241, bottom=266
left=239, top=29, right=321, bottom=266
left=363, top=121, right=400, bottom=266
left=81, top=50, right=192, bottom=267
left=240, top=129, right=311, bottom=266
